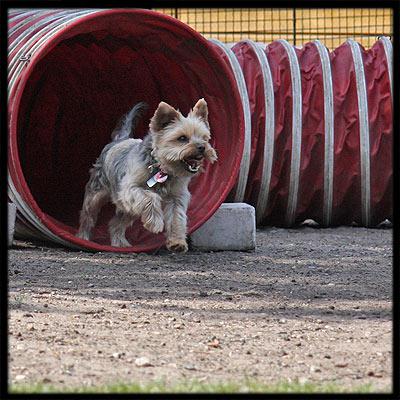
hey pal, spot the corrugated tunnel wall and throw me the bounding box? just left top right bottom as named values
left=212, top=37, right=392, bottom=227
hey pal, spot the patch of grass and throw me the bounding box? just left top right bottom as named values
left=10, top=379, right=385, bottom=394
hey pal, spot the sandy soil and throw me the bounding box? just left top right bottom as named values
left=8, top=226, right=392, bottom=392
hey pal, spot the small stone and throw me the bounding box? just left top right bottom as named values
left=367, top=371, right=382, bottom=377
left=15, top=375, right=26, bottom=381
left=135, top=357, right=153, bottom=367
left=335, top=362, right=348, bottom=368
left=184, top=364, right=196, bottom=371
left=207, top=338, right=221, bottom=348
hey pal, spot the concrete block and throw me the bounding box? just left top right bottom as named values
left=8, top=202, right=17, bottom=247
left=190, top=203, right=256, bottom=251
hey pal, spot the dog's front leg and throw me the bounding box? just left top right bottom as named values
left=164, top=190, right=190, bottom=253
left=118, top=186, right=164, bottom=234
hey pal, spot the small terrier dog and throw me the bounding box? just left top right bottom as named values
left=76, top=99, right=217, bottom=252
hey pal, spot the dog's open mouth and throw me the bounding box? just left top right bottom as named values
left=182, top=155, right=203, bottom=173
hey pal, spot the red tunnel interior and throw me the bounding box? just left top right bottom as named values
left=11, top=10, right=244, bottom=252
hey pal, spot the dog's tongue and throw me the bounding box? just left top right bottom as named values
left=184, top=156, right=202, bottom=173
left=187, top=159, right=200, bottom=168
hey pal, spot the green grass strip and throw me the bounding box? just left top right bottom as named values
left=10, top=378, right=386, bottom=394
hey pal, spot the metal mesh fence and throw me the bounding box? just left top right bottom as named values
left=154, top=8, right=392, bottom=49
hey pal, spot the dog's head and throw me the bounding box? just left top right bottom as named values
left=149, top=99, right=218, bottom=176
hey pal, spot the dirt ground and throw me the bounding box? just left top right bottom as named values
left=8, top=226, right=392, bottom=392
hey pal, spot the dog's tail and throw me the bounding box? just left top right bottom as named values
left=111, top=102, right=148, bottom=141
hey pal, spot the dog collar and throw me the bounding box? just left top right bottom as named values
left=146, top=166, right=168, bottom=187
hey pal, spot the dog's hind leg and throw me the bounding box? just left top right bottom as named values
left=108, top=211, right=134, bottom=247
left=77, top=189, right=109, bottom=241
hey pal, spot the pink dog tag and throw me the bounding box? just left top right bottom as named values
left=155, top=171, right=168, bottom=183
left=146, top=170, right=168, bottom=187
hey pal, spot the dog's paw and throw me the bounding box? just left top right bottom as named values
left=76, top=230, right=90, bottom=241
left=111, top=237, right=132, bottom=247
left=166, top=239, right=188, bottom=253
left=143, top=217, right=164, bottom=234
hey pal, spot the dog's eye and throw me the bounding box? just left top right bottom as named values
left=177, top=135, right=188, bottom=142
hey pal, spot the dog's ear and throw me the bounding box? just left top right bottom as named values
left=191, top=98, right=209, bottom=128
left=205, top=144, right=218, bottom=164
left=149, top=102, right=180, bottom=133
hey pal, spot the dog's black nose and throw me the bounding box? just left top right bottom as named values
left=197, top=144, right=205, bottom=153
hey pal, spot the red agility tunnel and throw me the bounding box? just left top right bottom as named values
left=7, top=9, right=245, bottom=252
left=211, top=37, right=393, bottom=227
left=8, top=9, right=393, bottom=253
